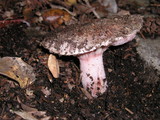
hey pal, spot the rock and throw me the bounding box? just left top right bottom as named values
left=136, top=37, right=160, bottom=75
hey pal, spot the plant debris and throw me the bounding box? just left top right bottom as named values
left=0, top=57, right=35, bottom=88
left=0, top=0, right=160, bottom=119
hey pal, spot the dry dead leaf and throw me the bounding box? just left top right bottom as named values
left=48, top=54, right=59, bottom=78
left=42, top=8, right=71, bottom=28
left=10, top=109, right=50, bottom=120
left=65, top=0, right=77, bottom=6
left=0, top=57, right=35, bottom=88
left=11, top=110, right=38, bottom=120
left=10, top=99, right=50, bottom=120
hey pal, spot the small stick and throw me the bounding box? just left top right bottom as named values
left=150, top=4, right=160, bottom=7
left=0, top=19, right=30, bottom=28
left=125, top=107, right=134, bottom=115
left=50, top=4, right=76, bottom=16
left=139, top=31, right=146, bottom=40
left=84, top=0, right=100, bottom=18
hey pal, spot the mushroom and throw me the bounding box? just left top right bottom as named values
left=42, top=15, right=143, bottom=97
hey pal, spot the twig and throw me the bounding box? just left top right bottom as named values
left=125, top=107, right=134, bottom=115
left=150, top=4, right=160, bottom=7
left=84, top=0, right=100, bottom=18
left=52, top=0, right=71, bottom=8
left=0, top=19, right=30, bottom=28
left=139, top=31, right=146, bottom=40
left=50, top=4, right=76, bottom=16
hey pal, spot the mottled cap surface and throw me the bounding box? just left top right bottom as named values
left=42, top=15, right=143, bottom=56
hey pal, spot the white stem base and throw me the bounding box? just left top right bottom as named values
left=78, top=48, right=107, bottom=97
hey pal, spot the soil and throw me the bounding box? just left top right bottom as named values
left=0, top=0, right=160, bottom=120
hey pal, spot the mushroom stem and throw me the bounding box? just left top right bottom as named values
left=78, top=47, right=108, bottom=97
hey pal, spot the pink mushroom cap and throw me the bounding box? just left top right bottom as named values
left=42, top=15, right=143, bottom=97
